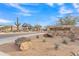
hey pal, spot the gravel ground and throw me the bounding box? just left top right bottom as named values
left=0, top=35, right=79, bottom=56
left=0, top=33, right=45, bottom=56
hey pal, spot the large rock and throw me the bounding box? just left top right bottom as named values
left=15, top=37, right=32, bottom=51
left=20, top=41, right=32, bottom=51
left=43, top=32, right=53, bottom=37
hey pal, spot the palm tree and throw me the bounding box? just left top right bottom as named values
left=22, top=23, right=32, bottom=31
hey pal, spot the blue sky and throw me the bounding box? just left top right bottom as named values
left=0, top=3, right=79, bottom=26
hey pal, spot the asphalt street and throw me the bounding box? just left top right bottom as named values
left=0, top=32, right=36, bottom=39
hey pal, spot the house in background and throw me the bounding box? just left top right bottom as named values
left=0, top=25, right=19, bottom=32
left=46, top=25, right=73, bottom=32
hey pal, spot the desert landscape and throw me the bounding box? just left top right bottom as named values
left=0, top=31, right=79, bottom=56
left=0, top=3, right=79, bottom=56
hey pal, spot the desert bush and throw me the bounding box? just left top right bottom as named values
left=69, top=31, right=75, bottom=39
left=68, top=32, right=76, bottom=42
left=54, top=44, right=59, bottom=50
left=42, top=39, right=46, bottom=42
left=62, top=40, right=68, bottom=44
left=70, top=39, right=75, bottom=42
left=36, top=35, right=39, bottom=38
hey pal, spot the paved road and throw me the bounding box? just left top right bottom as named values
left=0, top=32, right=37, bottom=39
left=0, top=32, right=45, bottom=45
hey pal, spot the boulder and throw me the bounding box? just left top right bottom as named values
left=15, top=37, right=32, bottom=51
left=20, top=41, right=32, bottom=51
left=43, top=33, right=53, bottom=37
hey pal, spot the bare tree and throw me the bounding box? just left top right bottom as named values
left=57, top=15, right=77, bottom=26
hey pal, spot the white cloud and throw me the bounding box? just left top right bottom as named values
left=5, top=3, right=30, bottom=13
left=0, top=19, right=12, bottom=23
left=57, top=3, right=64, bottom=6
left=76, top=8, right=79, bottom=12
left=73, top=3, right=79, bottom=8
left=46, top=3, right=64, bottom=7
left=22, top=3, right=40, bottom=6
left=18, top=12, right=32, bottom=16
left=46, top=3, right=54, bottom=7
left=5, top=3, right=33, bottom=16
left=73, top=3, right=79, bottom=13
left=59, top=6, right=73, bottom=14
